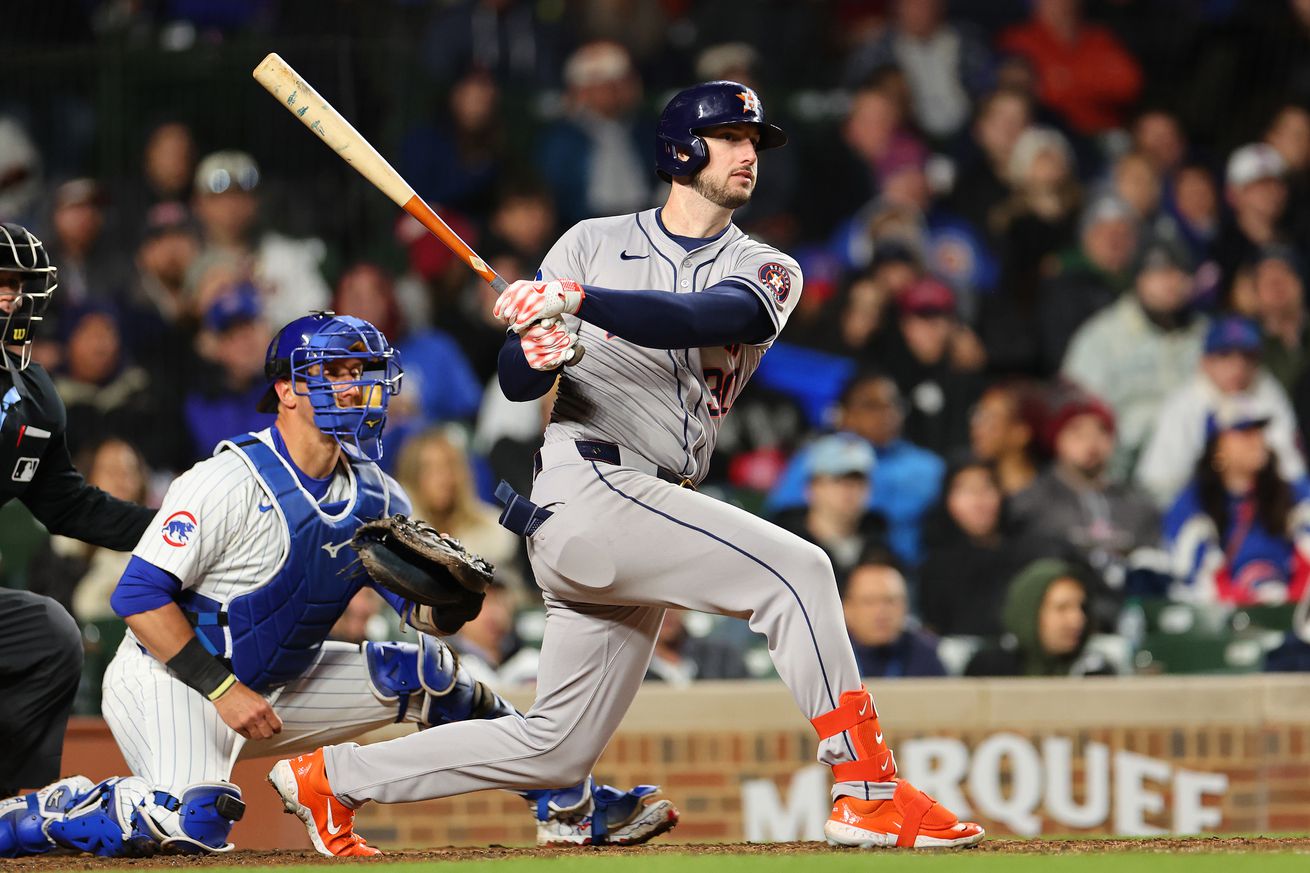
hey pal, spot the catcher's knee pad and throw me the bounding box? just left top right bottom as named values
left=0, top=775, right=96, bottom=857
left=131, top=782, right=245, bottom=854
left=45, top=776, right=159, bottom=857
left=417, top=634, right=517, bottom=726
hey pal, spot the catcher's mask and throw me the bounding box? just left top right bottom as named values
left=0, top=222, right=58, bottom=372
left=258, top=312, right=403, bottom=462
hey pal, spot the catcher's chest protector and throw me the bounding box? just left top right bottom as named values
left=219, top=436, right=388, bottom=691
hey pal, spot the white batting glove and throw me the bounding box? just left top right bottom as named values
left=520, top=321, right=579, bottom=371
left=494, top=279, right=585, bottom=333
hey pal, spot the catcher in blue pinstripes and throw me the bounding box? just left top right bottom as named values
left=0, top=313, right=675, bottom=859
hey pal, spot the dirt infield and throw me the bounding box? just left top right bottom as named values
left=8, top=837, right=1310, bottom=868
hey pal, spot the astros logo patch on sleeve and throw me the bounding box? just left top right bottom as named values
left=758, top=262, right=791, bottom=306
left=161, top=511, right=198, bottom=547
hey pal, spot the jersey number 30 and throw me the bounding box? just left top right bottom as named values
left=703, top=368, right=737, bottom=418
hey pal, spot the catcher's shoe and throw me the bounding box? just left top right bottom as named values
left=268, top=751, right=379, bottom=857
left=533, top=782, right=679, bottom=847
left=824, top=780, right=985, bottom=849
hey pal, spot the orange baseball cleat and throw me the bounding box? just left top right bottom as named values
left=825, top=779, right=985, bottom=848
left=267, top=750, right=379, bottom=857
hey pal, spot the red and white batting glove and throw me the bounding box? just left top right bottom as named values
left=520, top=320, right=579, bottom=371
left=493, top=279, right=585, bottom=333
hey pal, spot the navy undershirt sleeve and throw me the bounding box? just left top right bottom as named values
left=579, top=281, right=775, bottom=349
left=497, top=332, right=557, bottom=401
left=111, top=555, right=184, bottom=618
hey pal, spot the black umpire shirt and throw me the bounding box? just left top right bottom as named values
left=0, top=355, right=154, bottom=548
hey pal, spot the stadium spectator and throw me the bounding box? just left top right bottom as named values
left=812, top=82, right=927, bottom=237
left=418, top=0, right=565, bottom=89
left=46, top=178, right=132, bottom=305
left=536, top=41, right=650, bottom=226
left=112, top=121, right=197, bottom=248
left=646, top=610, right=751, bottom=685
left=1263, top=103, right=1310, bottom=239
left=872, top=276, right=983, bottom=456
left=947, top=86, right=1034, bottom=243
left=997, top=0, right=1143, bottom=135
left=775, top=432, right=887, bottom=583
left=55, top=304, right=187, bottom=473
left=841, top=0, right=994, bottom=141
left=1166, top=162, right=1222, bottom=266
left=1036, top=195, right=1139, bottom=375
left=0, top=115, right=41, bottom=223
left=969, top=381, right=1040, bottom=496
left=188, top=150, right=329, bottom=327
left=1251, top=245, right=1308, bottom=392
left=399, top=68, right=504, bottom=218
left=1009, top=392, right=1160, bottom=592
left=800, top=242, right=920, bottom=359
left=27, top=438, right=151, bottom=622
left=327, top=589, right=384, bottom=646
left=182, top=283, right=274, bottom=459
left=979, top=126, right=1082, bottom=374
left=1131, top=109, right=1188, bottom=176
left=1214, top=143, right=1290, bottom=284
left=394, top=427, right=523, bottom=588
left=1137, top=315, right=1304, bottom=508
left=841, top=552, right=946, bottom=678
left=1061, top=241, right=1207, bottom=477
left=767, top=373, right=944, bottom=566
left=918, top=457, right=1027, bottom=638
left=332, top=263, right=482, bottom=427
left=1107, top=150, right=1185, bottom=253
left=1164, top=398, right=1310, bottom=607
left=965, top=558, right=1115, bottom=676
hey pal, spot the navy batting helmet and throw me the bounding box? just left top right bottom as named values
left=655, top=81, right=787, bottom=182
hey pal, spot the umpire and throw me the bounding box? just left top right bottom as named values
left=0, top=223, right=154, bottom=795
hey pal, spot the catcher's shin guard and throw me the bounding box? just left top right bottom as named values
left=0, top=776, right=96, bottom=857
left=811, top=685, right=898, bottom=786
left=130, top=782, right=245, bottom=854
left=364, top=635, right=516, bottom=726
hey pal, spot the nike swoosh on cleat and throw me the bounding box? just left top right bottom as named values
left=858, top=700, right=869, bottom=717
left=325, top=801, right=343, bottom=836
left=619, top=250, right=649, bottom=260
left=875, top=731, right=884, bottom=744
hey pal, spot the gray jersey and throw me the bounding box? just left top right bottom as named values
left=538, top=207, right=802, bottom=483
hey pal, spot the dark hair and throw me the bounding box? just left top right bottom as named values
left=837, top=369, right=897, bottom=409
left=1195, top=435, right=1292, bottom=536
left=837, top=544, right=903, bottom=600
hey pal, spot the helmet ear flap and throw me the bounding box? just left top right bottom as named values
left=656, top=132, right=709, bottom=182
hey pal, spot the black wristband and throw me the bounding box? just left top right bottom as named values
left=166, top=638, right=236, bottom=700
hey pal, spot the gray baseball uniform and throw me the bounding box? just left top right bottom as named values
left=323, top=207, right=888, bottom=806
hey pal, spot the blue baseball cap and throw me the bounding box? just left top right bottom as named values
left=807, top=433, right=876, bottom=479
left=205, top=283, right=262, bottom=334
left=1203, top=315, right=1262, bottom=356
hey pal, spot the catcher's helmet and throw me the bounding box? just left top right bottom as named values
left=0, top=222, right=57, bottom=372
left=257, top=312, right=403, bottom=462
left=655, top=80, right=787, bottom=182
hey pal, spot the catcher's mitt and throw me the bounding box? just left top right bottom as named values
left=351, top=515, right=494, bottom=635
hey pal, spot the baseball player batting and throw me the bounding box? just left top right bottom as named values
left=0, top=313, right=675, bottom=858
left=269, top=81, right=984, bottom=851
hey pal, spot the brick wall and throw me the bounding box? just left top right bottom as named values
left=59, top=675, right=1310, bottom=848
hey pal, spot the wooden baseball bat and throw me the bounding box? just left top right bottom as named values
left=251, top=52, right=582, bottom=363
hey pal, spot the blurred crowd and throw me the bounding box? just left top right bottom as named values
left=6, top=0, right=1310, bottom=702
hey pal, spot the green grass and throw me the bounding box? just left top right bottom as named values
left=120, top=854, right=1310, bottom=873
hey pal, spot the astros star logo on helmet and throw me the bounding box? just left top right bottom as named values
left=737, top=90, right=760, bottom=113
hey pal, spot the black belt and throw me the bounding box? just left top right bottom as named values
left=534, top=440, right=695, bottom=488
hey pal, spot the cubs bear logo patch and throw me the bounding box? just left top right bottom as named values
left=758, top=262, right=791, bottom=306
left=161, top=511, right=198, bottom=547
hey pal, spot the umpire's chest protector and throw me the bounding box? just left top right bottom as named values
left=220, top=437, right=389, bottom=691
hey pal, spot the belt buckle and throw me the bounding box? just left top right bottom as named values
left=678, top=477, right=695, bottom=489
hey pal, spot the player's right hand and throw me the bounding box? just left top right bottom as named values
left=494, top=278, right=585, bottom=333
left=520, top=320, right=579, bottom=370
left=212, top=681, right=284, bottom=740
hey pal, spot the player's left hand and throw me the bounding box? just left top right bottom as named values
left=494, top=279, right=585, bottom=333
left=521, top=320, right=579, bottom=370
